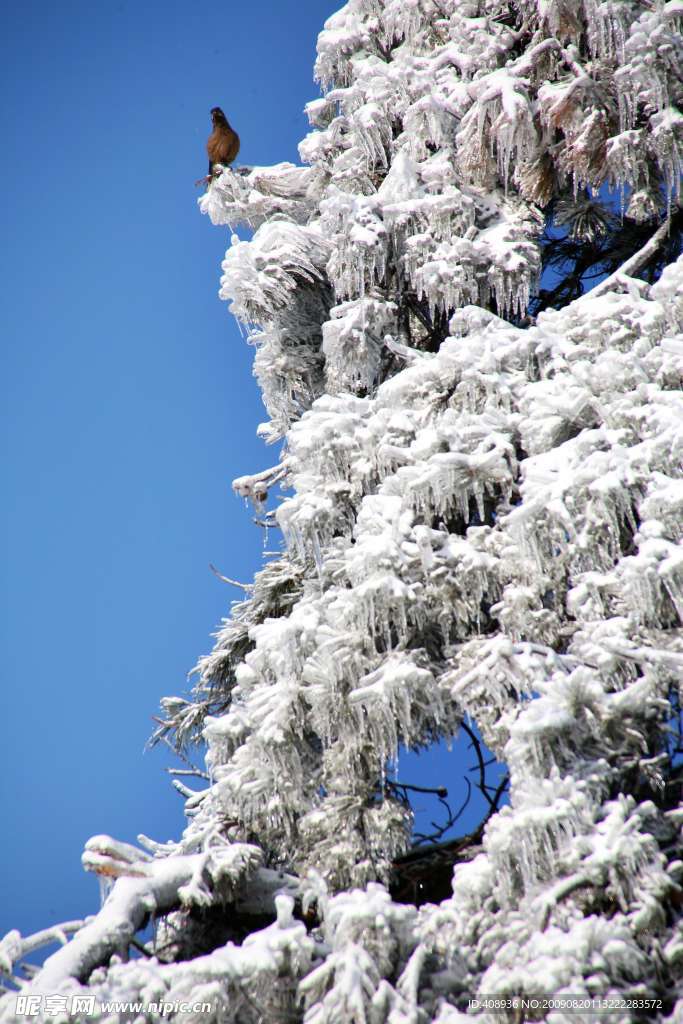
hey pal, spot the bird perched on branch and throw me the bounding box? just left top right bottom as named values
left=199, top=106, right=240, bottom=186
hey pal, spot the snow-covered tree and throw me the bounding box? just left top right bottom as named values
left=2, top=1, right=683, bottom=1020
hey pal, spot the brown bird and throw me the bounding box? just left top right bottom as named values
left=206, top=106, right=240, bottom=177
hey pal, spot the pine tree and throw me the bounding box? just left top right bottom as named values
left=2, top=1, right=683, bottom=1021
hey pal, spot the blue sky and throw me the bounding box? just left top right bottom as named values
left=1, top=0, right=504, bottom=956
left=0, top=0, right=340, bottom=945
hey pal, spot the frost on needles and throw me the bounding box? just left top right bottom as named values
left=2, top=1, right=683, bottom=1021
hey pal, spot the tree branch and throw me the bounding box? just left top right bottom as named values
left=538, top=874, right=592, bottom=931
left=589, top=216, right=678, bottom=299
left=0, top=922, right=85, bottom=983
left=460, top=719, right=502, bottom=809
left=22, top=838, right=296, bottom=994
left=209, top=564, right=254, bottom=591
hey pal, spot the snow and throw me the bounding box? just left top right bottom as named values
left=4, top=0, right=683, bottom=1020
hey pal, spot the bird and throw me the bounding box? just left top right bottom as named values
left=204, top=106, right=240, bottom=182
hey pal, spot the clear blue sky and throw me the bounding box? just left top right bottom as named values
left=0, top=0, right=339, bottom=945
left=1, top=0, right=502, bottom=953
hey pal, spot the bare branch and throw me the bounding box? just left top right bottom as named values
left=156, top=735, right=207, bottom=777
left=413, top=777, right=473, bottom=845
left=460, top=719, right=499, bottom=809
left=389, top=781, right=449, bottom=799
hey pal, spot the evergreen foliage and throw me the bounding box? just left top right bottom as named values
left=2, top=1, right=683, bottom=1020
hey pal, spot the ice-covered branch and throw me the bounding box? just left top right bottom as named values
left=601, top=639, right=683, bottom=669
left=200, top=163, right=316, bottom=230
left=590, top=217, right=678, bottom=298
left=0, top=922, right=85, bottom=982
left=537, top=874, right=593, bottom=931
left=23, top=838, right=295, bottom=995
left=27, top=856, right=197, bottom=992
left=233, top=464, right=286, bottom=505
left=383, top=334, right=431, bottom=364
left=209, top=563, right=254, bottom=591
